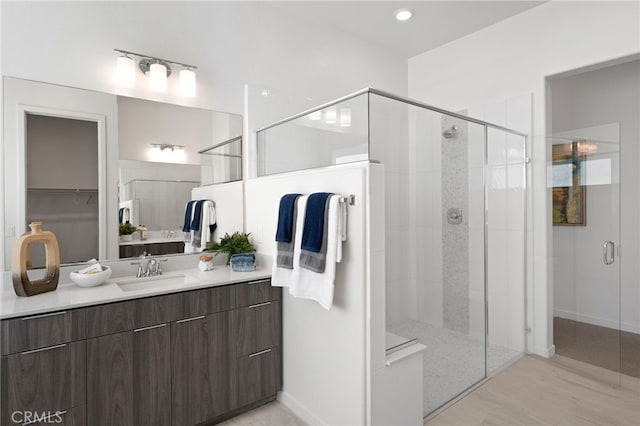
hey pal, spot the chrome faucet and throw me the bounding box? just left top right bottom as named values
left=130, top=254, right=167, bottom=278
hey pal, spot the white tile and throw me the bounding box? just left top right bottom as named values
left=487, top=167, right=508, bottom=229
left=468, top=121, right=486, bottom=169
left=469, top=288, right=486, bottom=338
left=507, top=164, right=526, bottom=231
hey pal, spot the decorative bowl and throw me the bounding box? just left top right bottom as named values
left=70, top=265, right=112, bottom=288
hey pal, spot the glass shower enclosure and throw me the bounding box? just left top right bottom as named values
left=257, top=88, right=528, bottom=418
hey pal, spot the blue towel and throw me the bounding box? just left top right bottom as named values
left=301, top=192, right=332, bottom=253
left=190, top=200, right=206, bottom=231
left=275, top=194, right=302, bottom=243
left=182, top=200, right=196, bottom=232
left=119, top=208, right=124, bottom=224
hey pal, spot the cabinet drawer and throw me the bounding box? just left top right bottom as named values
left=236, top=279, right=280, bottom=308
left=234, top=301, right=281, bottom=357
left=174, top=285, right=235, bottom=319
left=1, top=309, right=86, bottom=355
left=11, top=405, right=86, bottom=426
left=86, top=294, right=178, bottom=338
left=1, top=341, right=86, bottom=426
left=234, top=346, right=281, bottom=409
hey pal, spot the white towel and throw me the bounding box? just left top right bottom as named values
left=272, top=196, right=307, bottom=287
left=201, top=200, right=216, bottom=248
left=290, top=194, right=342, bottom=310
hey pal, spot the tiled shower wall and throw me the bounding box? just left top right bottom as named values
left=441, top=115, right=470, bottom=333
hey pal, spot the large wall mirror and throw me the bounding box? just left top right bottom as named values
left=3, top=77, right=244, bottom=269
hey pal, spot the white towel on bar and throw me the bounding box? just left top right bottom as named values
left=200, top=200, right=216, bottom=248
left=290, top=194, right=342, bottom=310
left=272, top=196, right=307, bottom=287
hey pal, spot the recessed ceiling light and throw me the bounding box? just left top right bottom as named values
left=394, top=8, right=414, bottom=22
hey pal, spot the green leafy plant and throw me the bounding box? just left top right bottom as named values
left=119, top=222, right=138, bottom=236
left=208, top=232, right=255, bottom=265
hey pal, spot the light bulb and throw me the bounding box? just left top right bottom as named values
left=325, top=107, right=337, bottom=124
left=150, top=63, right=168, bottom=92
left=180, top=69, right=196, bottom=97
left=339, top=107, right=352, bottom=127
left=116, top=55, right=135, bottom=88
left=394, top=8, right=414, bottom=21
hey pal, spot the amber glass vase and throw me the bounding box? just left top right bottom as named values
left=12, top=221, right=60, bottom=297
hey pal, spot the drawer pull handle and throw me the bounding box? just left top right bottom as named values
left=22, top=410, right=67, bottom=425
left=249, top=301, right=271, bottom=309
left=21, top=311, right=67, bottom=321
left=247, top=279, right=270, bottom=285
left=176, top=315, right=206, bottom=324
left=21, top=343, right=66, bottom=355
left=249, top=348, right=272, bottom=358
left=134, top=323, right=167, bottom=333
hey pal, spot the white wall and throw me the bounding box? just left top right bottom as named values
left=245, top=163, right=369, bottom=425
left=1, top=2, right=406, bottom=116
left=408, top=0, right=640, bottom=356
left=550, top=60, right=640, bottom=333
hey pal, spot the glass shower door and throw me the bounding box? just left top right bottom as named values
left=551, top=137, right=621, bottom=384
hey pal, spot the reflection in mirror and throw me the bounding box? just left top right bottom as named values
left=26, top=114, right=99, bottom=266
left=200, top=136, right=243, bottom=185
left=116, top=96, right=243, bottom=260
left=4, top=77, right=244, bottom=269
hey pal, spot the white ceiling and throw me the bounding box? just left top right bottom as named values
left=266, top=1, right=546, bottom=58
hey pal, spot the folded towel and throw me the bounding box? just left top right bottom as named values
left=190, top=200, right=205, bottom=231
left=118, top=208, right=124, bottom=224
left=290, top=195, right=341, bottom=309
left=300, top=192, right=332, bottom=272
left=200, top=200, right=216, bottom=248
left=272, top=195, right=307, bottom=287
left=301, top=192, right=332, bottom=253
left=276, top=194, right=302, bottom=243
left=275, top=194, right=302, bottom=269
left=182, top=201, right=196, bottom=232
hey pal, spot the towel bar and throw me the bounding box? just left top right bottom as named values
left=339, top=194, right=355, bottom=206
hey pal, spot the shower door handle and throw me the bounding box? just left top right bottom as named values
left=603, top=241, right=615, bottom=265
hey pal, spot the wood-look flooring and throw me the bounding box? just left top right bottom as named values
left=426, top=355, right=640, bottom=426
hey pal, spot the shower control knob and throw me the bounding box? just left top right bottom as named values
left=447, top=208, right=463, bottom=225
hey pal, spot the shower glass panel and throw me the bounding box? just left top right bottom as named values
left=485, top=128, right=527, bottom=374
left=551, top=136, right=622, bottom=385
left=257, top=94, right=369, bottom=176
left=255, top=88, right=528, bottom=419
left=369, top=93, right=488, bottom=416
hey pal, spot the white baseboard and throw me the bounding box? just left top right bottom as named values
left=533, top=344, right=555, bottom=358
left=554, top=309, right=640, bottom=334
left=277, top=391, right=326, bottom=426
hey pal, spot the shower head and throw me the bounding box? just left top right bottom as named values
left=442, top=125, right=458, bottom=139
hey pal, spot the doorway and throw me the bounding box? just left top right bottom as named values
left=549, top=58, right=640, bottom=382
left=26, top=114, right=100, bottom=265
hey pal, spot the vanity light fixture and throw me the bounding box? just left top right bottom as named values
left=394, top=8, right=414, bottom=22
left=149, top=143, right=186, bottom=163
left=114, top=49, right=197, bottom=96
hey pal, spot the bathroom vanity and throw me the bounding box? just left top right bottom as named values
left=0, top=271, right=280, bottom=426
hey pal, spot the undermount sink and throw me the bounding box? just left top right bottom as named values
left=116, top=273, right=199, bottom=292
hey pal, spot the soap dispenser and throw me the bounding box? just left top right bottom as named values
left=11, top=221, right=60, bottom=297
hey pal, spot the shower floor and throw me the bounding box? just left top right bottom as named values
left=388, top=320, right=522, bottom=416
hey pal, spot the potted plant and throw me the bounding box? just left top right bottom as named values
left=208, top=232, right=256, bottom=271
left=119, top=222, right=138, bottom=242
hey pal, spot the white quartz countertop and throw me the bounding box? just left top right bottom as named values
left=0, top=266, right=271, bottom=320
left=119, top=236, right=185, bottom=246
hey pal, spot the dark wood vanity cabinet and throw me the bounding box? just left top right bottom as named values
left=87, top=324, right=171, bottom=426
left=171, top=312, right=232, bottom=425
left=119, top=241, right=185, bottom=258
left=1, top=278, right=281, bottom=426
